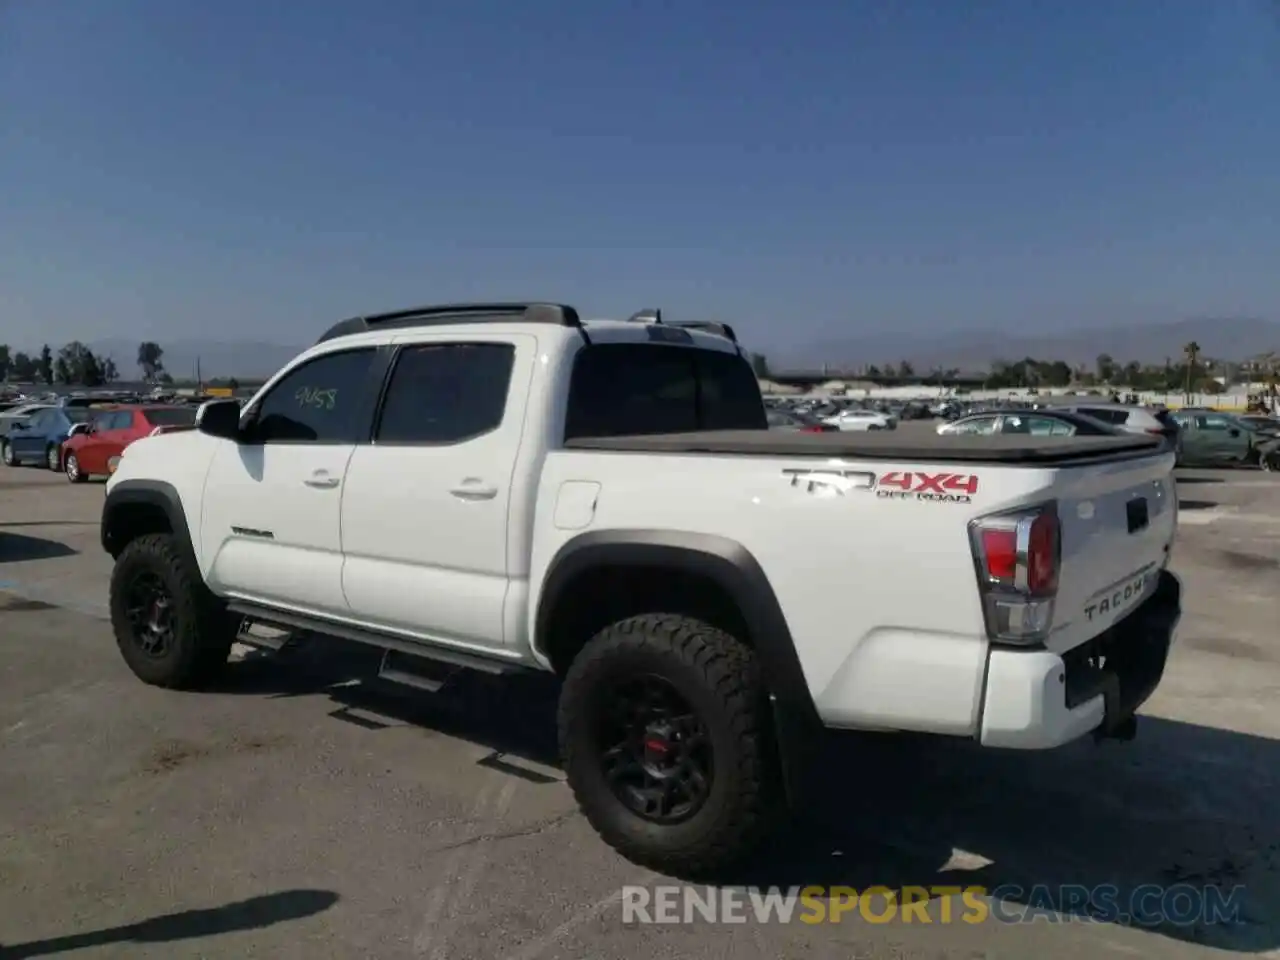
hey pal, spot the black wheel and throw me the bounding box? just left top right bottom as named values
left=65, top=452, right=87, bottom=483
left=46, top=444, right=60, bottom=471
left=109, top=534, right=235, bottom=689
left=0, top=441, right=13, bottom=467
left=558, top=614, right=779, bottom=875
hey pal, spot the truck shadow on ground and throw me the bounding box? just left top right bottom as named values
left=0, top=532, right=77, bottom=563
left=0, top=889, right=339, bottom=959
left=211, top=641, right=1279, bottom=952
left=743, top=723, right=1279, bottom=953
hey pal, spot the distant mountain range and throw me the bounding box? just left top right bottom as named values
left=769, top=317, right=1280, bottom=374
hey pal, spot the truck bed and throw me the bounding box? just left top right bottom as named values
left=564, top=429, right=1163, bottom=464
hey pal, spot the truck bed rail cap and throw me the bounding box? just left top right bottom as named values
left=564, top=429, right=1164, bottom=464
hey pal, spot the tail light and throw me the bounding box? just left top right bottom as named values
left=969, top=502, right=1061, bottom=645
left=800, top=425, right=825, bottom=433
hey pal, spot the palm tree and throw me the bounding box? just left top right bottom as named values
left=1183, top=341, right=1201, bottom=397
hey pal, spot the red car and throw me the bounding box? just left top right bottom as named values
left=60, top=405, right=197, bottom=482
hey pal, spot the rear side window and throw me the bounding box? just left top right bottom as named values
left=564, top=344, right=765, bottom=439
left=376, top=342, right=516, bottom=445
left=1077, top=407, right=1129, bottom=425
left=143, top=408, right=197, bottom=427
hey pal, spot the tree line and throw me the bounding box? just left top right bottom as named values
left=0, top=341, right=170, bottom=387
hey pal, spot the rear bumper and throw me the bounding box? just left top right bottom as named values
left=979, top=570, right=1182, bottom=749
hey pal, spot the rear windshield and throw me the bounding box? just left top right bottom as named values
left=65, top=408, right=96, bottom=423
left=564, top=344, right=766, bottom=439
left=1152, top=409, right=1175, bottom=426
left=143, top=407, right=198, bottom=427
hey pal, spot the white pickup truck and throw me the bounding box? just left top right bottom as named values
left=100, top=303, right=1182, bottom=874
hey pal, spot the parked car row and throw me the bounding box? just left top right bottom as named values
left=764, top=396, right=916, bottom=431
left=0, top=403, right=197, bottom=481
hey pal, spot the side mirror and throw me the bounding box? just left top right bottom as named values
left=196, top=399, right=244, bottom=442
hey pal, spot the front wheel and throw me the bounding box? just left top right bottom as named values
left=0, top=441, right=14, bottom=467
left=65, top=452, right=87, bottom=483
left=109, top=533, right=235, bottom=689
left=46, top=444, right=60, bottom=471
left=558, top=614, right=780, bottom=876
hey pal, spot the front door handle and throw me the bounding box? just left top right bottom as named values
left=304, top=471, right=340, bottom=489
left=450, top=480, right=498, bottom=501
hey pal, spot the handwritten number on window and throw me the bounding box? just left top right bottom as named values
left=295, top=387, right=337, bottom=410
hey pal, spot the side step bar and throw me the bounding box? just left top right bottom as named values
left=236, top=619, right=295, bottom=652
left=226, top=600, right=526, bottom=679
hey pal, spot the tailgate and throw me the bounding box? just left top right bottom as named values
left=1049, top=451, right=1177, bottom=654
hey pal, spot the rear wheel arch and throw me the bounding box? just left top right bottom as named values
left=534, top=529, right=819, bottom=725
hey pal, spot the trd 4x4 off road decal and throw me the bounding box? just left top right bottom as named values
left=877, top=471, right=978, bottom=504
left=781, top=468, right=979, bottom=503
left=781, top=468, right=877, bottom=495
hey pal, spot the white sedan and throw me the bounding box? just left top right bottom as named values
left=823, top=409, right=897, bottom=431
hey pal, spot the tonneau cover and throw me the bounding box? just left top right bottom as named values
left=564, top=429, right=1164, bottom=464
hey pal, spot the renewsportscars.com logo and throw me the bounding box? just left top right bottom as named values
left=621, top=884, right=1247, bottom=927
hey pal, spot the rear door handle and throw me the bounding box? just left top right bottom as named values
left=304, top=471, right=340, bottom=489
left=450, top=480, right=498, bottom=501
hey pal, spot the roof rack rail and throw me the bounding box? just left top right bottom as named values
left=626, top=308, right=662, bottom=324
left=668, top=320, right=738, bottom=344
left=316, top=302, right=585, bottom=344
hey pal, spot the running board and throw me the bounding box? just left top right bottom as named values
left=378, top=650, right=448, bottom=693
left=235, top=619, right=295, bottom=652
left=225, top=601, right=524, bottom=678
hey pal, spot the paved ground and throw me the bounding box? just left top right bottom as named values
left=2, top=462, right=1279, bottom=959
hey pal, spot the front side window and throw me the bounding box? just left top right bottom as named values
left=375, top=343, right=516, bottom=445
left=953, top=416, right=998, bottom=435
left=249, top=348, right=376, bottom=444
left=1196, top=414, right=1233, bottom=431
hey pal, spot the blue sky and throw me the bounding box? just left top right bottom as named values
left=1, top=0, right=1277, bottom=354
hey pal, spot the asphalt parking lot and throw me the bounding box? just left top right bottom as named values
left=2, top=461, right=1280, bottom=959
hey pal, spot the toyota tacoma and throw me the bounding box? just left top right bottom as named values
left=100, top=303, right=1182, bottom=874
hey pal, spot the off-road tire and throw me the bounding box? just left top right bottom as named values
left=0, top=441, right=13, bottom=467
left=65, top=452, right=87, bottom=483
left=109, top=534, right=235, bottom=689
left=558, top=614, right=780, bottom=876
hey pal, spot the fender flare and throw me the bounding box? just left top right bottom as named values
left=535, top=528, right=820, bottom=725
left=101, top=479, right=197, bottom=568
